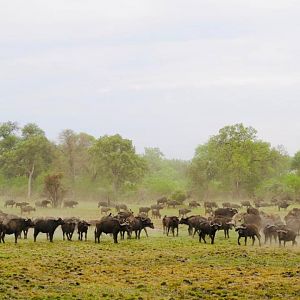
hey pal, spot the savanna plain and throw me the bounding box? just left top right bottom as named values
left=0, top=203, right=299, bottom=300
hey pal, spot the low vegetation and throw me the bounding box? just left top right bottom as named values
left=0, top=204, right=300, bottom=299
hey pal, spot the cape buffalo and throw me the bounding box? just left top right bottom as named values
left=163, top=216, right=179, bottom=237
left=277, top=229, right=297, bottom=246
left=4, top=200, right=16, bottom=208
left=179, top=215, right=207, bottom=236
left=78, top=221, right=90, bottom=241
left=63, top=200, right=78, bottom=208
left=94, top=217, right=130, bottom=243
left=34, top=218, right=64, bottom=242
left=197, top=221, right=221, bottom=244
left=0, top=218, right=34, bottom=243
left=236, top=224, right=261, bottom=246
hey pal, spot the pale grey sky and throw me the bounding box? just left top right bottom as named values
left=1, top=1, right=300, bottom=159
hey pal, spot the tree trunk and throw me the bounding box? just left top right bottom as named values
left=27, top=164, right=35, bottom=199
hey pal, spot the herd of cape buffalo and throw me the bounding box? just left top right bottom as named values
left=0, top=197, right=299, bottom=247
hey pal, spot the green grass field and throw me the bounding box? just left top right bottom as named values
left=1, top=202, right=300, bottom=299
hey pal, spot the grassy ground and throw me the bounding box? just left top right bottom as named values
left=1, top=202, right=300, bottom=299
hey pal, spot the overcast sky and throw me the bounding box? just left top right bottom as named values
left=1, top=1, right=300, bottom=159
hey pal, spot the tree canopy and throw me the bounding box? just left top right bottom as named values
left=89, top=134, right=147, bottom=195
left=189, top=123, right=289, bottom=198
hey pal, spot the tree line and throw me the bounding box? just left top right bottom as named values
left=0, top=121, right=299, bottom=205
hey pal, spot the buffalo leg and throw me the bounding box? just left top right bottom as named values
left=244, top=236, right=247, bottom=246
left=34, top=230, right=39, bottom=242
left=238, top=235, right=241, bottom=245
left=167, top=227, right=170, bottom=236
left=211, top=233, right=215, bottom=244
left=113, top=232, right=118, bottom=243
left=252, top=236, right=255, bottom=246
left=176, top=227, right=178, bottom=237
left=49, top=232, right=54, bottom=242
left=193, top=228, right=198, bottom=237
left=257, top=235, right=261, bottom=246
left=85, top=232, right=87, bottom=241
left=14, top=232, right=19, bottom=244
left=143, top=228, right=148, bottom=237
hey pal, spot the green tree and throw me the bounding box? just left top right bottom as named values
left=0, top=121, right=20, bottom=155
left=89, top=134, right=147, bottom=196
left=141, top=148, right=189, bottom=198
left=189, top=123, right=289, bottom=198
left=22, top=123, right=45, bottom=139
left=291, top=151, right=300, bottom=174
left=0, top=124, right=53, bottom=198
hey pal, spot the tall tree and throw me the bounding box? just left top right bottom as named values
left=0, top=123, right=53, bottom=198
left=189, top=124, right=289, bottom=198
left=58, top=129, right=95, bottom=184
left=291, top=151, right=300, bottom=174
left=89, top=134, right=147, bottom=196
left=0, top=121, right=20, bottom=155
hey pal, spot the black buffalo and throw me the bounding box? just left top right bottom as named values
left=0, top=218, right=34, bottom=243
left=34, top=218, right=64, bottom=242
left=157, top=197, right=168, bottom=206
left=235, top=224, right=261, bottom=246
left=139, top=207, right=151, bottom=216
left=214, top=208, right=238, bottom=218
left=94, top=216, right=130, bottom=243
left=213, top=217, right=234, bottom=239
left=97, top=201, right=109, bottom=208
left=78, top=221, right=90, bottom=241
left=151, top=209, right=161, bottom=219
left=197, top=221, right=221, bottom=244
left=277, top=229, right=297, bottom=246
left=263, top=224, right=278, bottom=244
left=63, top=200, right=78, bottom=208
left=61, top=218, right=78, bottom=241
left=127, top=216, right=154, bottom=239
left=162, top=216, right=179, bottom=237
left=115, top=204, right=128, bottom=212
left=4, top=200, right=16, bottom=208
left=35, top=200, right=51, bottom=208
left=179, top=215, right=207, bottom=236
left=178, top=208, right=191, bottom=218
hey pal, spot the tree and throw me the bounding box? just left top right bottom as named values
left=0, top=121, right=20, bottom=155
left=58, top=130, right=95, bottom=183
left=22, top=123, right=45, bottom=139
left=0, top=123, right=53, bottom=198
left=291, top=151, right=300, bottom=174
left=43, top=173, right=66, bottom=208
left=143, top=147, right=164, bottom=173
left=89, top=134, right=147, bottom=196
left=189, top=124, right=289, bottom=198
left=141, top=147, right=189, bottom=197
